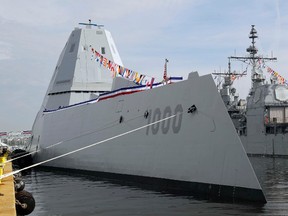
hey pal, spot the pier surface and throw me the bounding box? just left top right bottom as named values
left=0, top=161, right=16, bottom=216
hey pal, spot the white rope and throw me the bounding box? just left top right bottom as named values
left=6, top=150, right=40, bottom=163
left=6, top=119, right=121, bottom=163
left=0, top=114, right=177, bottom=180
left=7, top=113, right=146, bottom=163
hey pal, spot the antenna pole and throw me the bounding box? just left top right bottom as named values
left=229, top=25, right=277, bottom=93
left=163, top=58, right=169, bottom=83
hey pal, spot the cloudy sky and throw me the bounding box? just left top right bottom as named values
left=0, top=0, right=287, bottom=132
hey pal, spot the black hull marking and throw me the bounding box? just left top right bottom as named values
left=36, top=166, right=267, bottom=204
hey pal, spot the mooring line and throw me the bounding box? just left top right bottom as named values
left=6, top=117, right=124, bottom=163
left=0, top=114, right=178, bottom=180
left=7, top=113, right=148, bottom=164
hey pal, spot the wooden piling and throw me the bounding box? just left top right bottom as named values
left=0, top=160, right=16, bottom=216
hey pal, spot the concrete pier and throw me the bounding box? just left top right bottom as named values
left=0, top=160, right=16, bottom=216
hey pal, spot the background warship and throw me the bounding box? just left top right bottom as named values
left=215, top=25, right=288, bottom=157
left=26, top=21, right=266, bottom=202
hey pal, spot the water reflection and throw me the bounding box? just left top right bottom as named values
left=22, top=157, right=288, bottom=216
left=250, top=157, right=288, bottom=215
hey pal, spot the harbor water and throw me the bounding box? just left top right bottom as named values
left=22, top=157, right=288, bottom=216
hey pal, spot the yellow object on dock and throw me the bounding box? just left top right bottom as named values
left=0, top=161, right=16, bottom=216
left=0, top=156, right=6, bottom=163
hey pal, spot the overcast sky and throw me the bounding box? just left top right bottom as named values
left=0, top=0, right=287, bottom=132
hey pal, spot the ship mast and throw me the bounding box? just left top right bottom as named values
left=213, top=57, right=244, bottom=90
left=230, top=25, right=277, bottom=94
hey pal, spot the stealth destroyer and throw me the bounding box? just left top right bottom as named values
left=27, top=21, right=266, bottom=203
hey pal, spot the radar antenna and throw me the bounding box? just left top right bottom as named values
left=79, top=19, right=104, bottom=28
left=212, top=57, right=246, bottom=87
left=229, top=25, right=277, bottom=92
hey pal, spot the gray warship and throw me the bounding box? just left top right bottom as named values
left=215, top=25, right=288, bottom=157
left=26, top=21, right=266, bottom=203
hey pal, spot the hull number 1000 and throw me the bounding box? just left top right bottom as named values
left=146, top=104, right=183, bottom=135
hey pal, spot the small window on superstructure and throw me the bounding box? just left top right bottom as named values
left=69, top=43, right=75, bottom=53
left=101, top=47, right=106, bottom=54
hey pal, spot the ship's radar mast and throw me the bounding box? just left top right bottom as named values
left=78, top=19, right=104, bottom=29
left=230, top=25, right=277, bottom=94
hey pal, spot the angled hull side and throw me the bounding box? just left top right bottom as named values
left=31, top=73, right=266, bottom=203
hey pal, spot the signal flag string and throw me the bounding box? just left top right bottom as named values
left=0, top=113, right=179, bottom=180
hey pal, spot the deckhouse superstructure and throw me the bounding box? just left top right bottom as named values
left=43, top=22, right=122, bottom=111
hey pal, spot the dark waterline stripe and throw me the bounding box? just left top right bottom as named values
left=37, top=166, right=267, bottom=204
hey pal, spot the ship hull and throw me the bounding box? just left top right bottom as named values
left=30, top=73, right=266, bottom=203
left=239, top=84, right=288, bottom=157
left=241, top=134, right=288, bottom=157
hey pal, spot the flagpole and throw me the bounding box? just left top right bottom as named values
left=163, top=58, right=169, bottom=84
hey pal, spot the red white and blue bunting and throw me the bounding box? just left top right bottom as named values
left=90, top=48, right=155, bottom=87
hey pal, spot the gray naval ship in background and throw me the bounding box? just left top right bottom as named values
left=215, top=25, right=288, bottom=157
left=26, top=21, right=266, bottom=203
